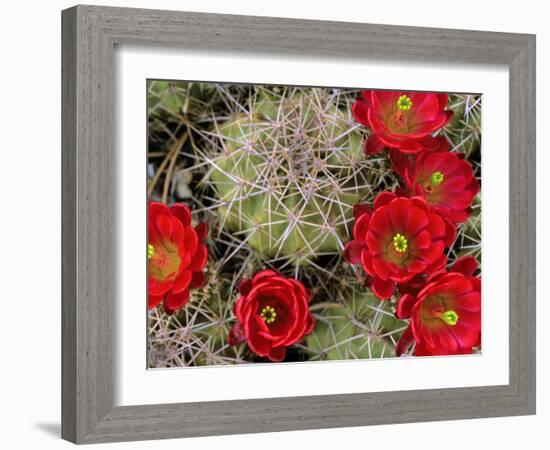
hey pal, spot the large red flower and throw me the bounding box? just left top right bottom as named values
left=228, top=270, right=315, bottom=362
left=352, top=90, right=453, bottom=154
left=344, top=192, right=454, bottom=300
left=395, top=256, right=481, bottom=356
left=403, top=150, right=480, bottom=223
left=148, top=202, right=209, bottom=314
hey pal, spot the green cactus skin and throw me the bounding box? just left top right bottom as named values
left=205, top=87, right=389, bottom=264
left=148, top=80, right=224, bottom=117
left=305, top=290, right=407, bottom=360
left=453, top=194, right=481, bottom=263
left=443, top=94, right=482, bottom=159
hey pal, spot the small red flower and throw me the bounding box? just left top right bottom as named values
left=352, top=90, right=453, bottom=155
left=228, top=270, right=315, bottom=362
left=403, top=150, right=480, bottom=223
left=395, top=256, right=481, bottom=356
left=148, top=202, right=209, bottom=314
left=344, top=192, right=454, bottom=300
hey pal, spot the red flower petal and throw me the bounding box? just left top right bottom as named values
left=194, top=222, right=209, bottom=241
left=228, top=322, right=246, bottom=346
left=389, top=150, right=413, bottom=179
left=451, top=256, right=478, bottom=277
left=239, top=278, right=252, bottom=296
left=172, top=270, right=192, bottom=294
left=436, top=93, right=449, bottom=109
left=360, top=249, right=375, bottom=276
left=374, top=191, right=397, bottom=209
left=372, top=258, right=393, bottom=280
left=365, top=133, right=386, bottom=154
left=268, top=346, right=286, bottom=362
left=164, top=290, right=190, bottom=314
left=190, top=270, right=206, bottom=288
left=396, top=293, right=417, bottom=319
left=396, top=326, right=414, bottom=356
left=155, top=214, right=174, bottom=238
left=188, top=244, right=208, bottom=271
left=170, top=203, right=192, bottom=226
left=411, top=94, right=440, bottom=121
left=412, top=230, right=431, bottom=249
left=426, top=213, right=446, bottom=239
left=252, top=270, right=279, bottom=283
left=371, top=90, right=400, bottom=110
left=353, top=212, right=371, bottom=240
left=351, top=96, right=371, bottom=126
left=443, top=219, right=457, bottom=247
left=148, top=294, right=163, bottom=310
left=390, top=138, right=424, bottom=154
left=388, top=197, right=412, bottom=230
left=148, top=202, right=171, bottom=218
left=305, top=313, right=315, bottom=334
left=353, top=203, right=372, bottom=220
left=148, top=277, right=173, bottom=297
left=370, top=276, right=395, bottom=300
left=369, top=208, right=393, bottom=237
left=365, top=232, right=385, bottom=255
left=179, top=226, right=198, bottom=261
left=405, top=208, right=429, bottom=237
left=344, top=240, right=366, bottom=264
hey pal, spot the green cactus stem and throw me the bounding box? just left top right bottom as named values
left=203, top=87, right=395, bottom=265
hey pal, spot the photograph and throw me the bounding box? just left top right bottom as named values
left=146, top=82, right=482, bottom=367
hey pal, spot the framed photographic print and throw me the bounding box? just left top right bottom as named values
left=62, top=5, right=536, bottom=443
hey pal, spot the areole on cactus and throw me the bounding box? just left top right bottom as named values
left=204, top=87, right=393, bottom=264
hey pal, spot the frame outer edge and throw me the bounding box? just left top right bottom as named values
left=508, top=35, right=536, bottom=413
left=61, top=5, right=78, bottom=443
left=62, top=5, right=116, bottom=443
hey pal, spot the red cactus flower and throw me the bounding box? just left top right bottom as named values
left=403, top=150, right=480, bottom=223
left=344, top=192, right=454, bottom=300
left=352, top=90, right=453, bottom=155
left=395, top=256, right=481, bottom=356
left=228, top=270, right=315, bottom=362
left=148, top=202, right=209, bottom=314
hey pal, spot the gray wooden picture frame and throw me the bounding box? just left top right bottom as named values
left=61, top=4, right=536, bottom=444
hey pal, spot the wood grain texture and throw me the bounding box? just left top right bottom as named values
left=61, top=5, right=536, bottom=444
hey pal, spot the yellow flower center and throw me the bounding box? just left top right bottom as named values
left=260, top=305, right=277, bottom=324
left=396, top=95, right=413, bottom=111
left=393, top=233, right=408, bottom=253
left=147, top=243, right=155, bottom=260
left=440, top=310, right=459, bottom=326
left=430, top=171, right=444, bottom=187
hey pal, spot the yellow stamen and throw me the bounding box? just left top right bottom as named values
left=441, top=310, right=459, bottom=326
left=260, top=305, right=277, bottom=324
left=430, top=171, right=444, bottom=187
left=147, top=243, right=155, bottom=260
left=397, top=95, right=413, bottom=111
left=393, top=233, right=408, bottom=253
